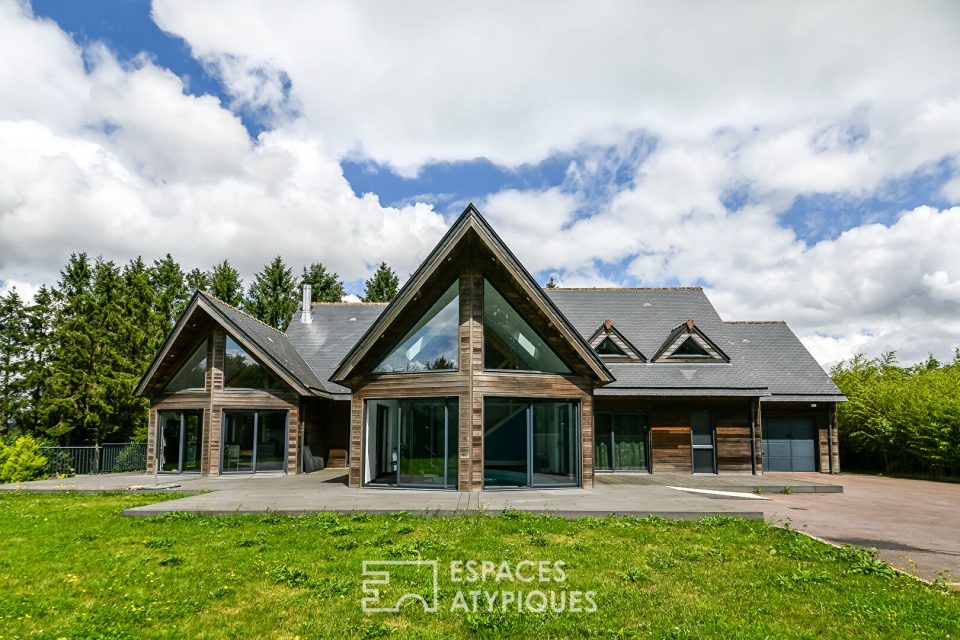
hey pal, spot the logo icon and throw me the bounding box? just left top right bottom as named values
left=361, top=560, right=439, bottom=613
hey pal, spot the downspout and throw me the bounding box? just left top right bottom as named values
left=827, top=404, right=835, bottom=474
left=749, top=399, right=757, bottom=475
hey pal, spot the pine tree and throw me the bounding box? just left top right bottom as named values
left=300, top=262, right=346, bottom=302
left=186, top=268, right=211, bottom=294
left=19, top=286, right=55, bottom=436
left=0, top=289, right=27, bottom=433
left=150, top=254, right=188, bottom=327
left=43, top=253, right=96, bottom=444
left=247, top=256, right=298, bottom=330
left=545, top=277, right=557, bottom=289
left=363, top=261, right=400, bottom=302
left=210, top=260, right=244, bottom=307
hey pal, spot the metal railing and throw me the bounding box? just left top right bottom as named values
left=41, top=443, right=147, bottom=475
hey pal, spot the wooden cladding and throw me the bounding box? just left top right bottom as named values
left=348, top=258, right=594, bottom=491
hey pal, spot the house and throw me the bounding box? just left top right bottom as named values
left=135, top=205, right=844, bottom=489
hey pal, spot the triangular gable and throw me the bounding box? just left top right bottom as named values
left=136, top=291, right=327, bottom=397
left=588, top=320, right=645, bottom=361
left=653, top=319, right=729, bottom=362
left=331, top=204, right=614, bottom=385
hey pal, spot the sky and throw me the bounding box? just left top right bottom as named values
left=1, top=0, right=959, bottom=367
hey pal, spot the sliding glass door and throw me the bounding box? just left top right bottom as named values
left=364, top=398, right=459, bottom=488
left=221, top=410, right=288, bottom=473
left=484, top=398, right=579, bottom=488
left=157, top=410, right=202, bottom=473
left=595, top=412, right=649, bottom=472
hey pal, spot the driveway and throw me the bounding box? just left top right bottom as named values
left=760, top=473, right=960, bottom=583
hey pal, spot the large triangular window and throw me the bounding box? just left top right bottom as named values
left=595, top=337, right=626, bottom=356
left=671, top=337, right=710, bottom=358
left=374, top=280, right=459, bottom=373
left=483, top=279, right=570, bottom=373
left=165, top=341, right=207, bottom=392
left=224, top=335, right=283, bottom=389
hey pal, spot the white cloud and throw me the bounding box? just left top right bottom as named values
left=0, top=1, right=449, bottom=294
left=152, top=0, right=960, bottom=173
left=1, top=0, right=959, bottom=368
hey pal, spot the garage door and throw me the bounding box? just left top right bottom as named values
left=762, top=418, right=817, bottom=472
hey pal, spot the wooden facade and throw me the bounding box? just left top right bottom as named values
left=145, top=327, right=301, bottom=476
left=343, top=238, right=596, bottom=491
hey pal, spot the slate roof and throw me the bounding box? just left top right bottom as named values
left=546, top=288, right=766, bottom=395
left=284, top=303, right=388, bottom=396
left=198, top=293, right=329, bottom=394
left=723, top=321, right=845, bottom=400
left=277, top=287, right=842, bottom=401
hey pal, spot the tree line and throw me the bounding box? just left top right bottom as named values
left=0, top=254, right=401, bottom=446
left=831, top=351, right=960, bottom=477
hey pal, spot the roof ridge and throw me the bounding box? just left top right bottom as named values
left=309, top=301, right=389, bottom=306
left=546, top=286, right=704, bottom=291
left=724, top=320, right=787, bottom=324
left=198, top=291, right=288, bottom=338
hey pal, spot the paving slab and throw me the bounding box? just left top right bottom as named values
left=596, top=472, right=843, bottom=493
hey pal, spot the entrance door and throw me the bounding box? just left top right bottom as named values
left=691, top=410, right=716, bottom=474
left=763, top=418, right=817, bottom=471
left=483, top=398, right=579, bottom=488
left=364, top=398, right=458, bottom=488
left=157, top=410, right=203, bottom=473
left=595, top=412, right=648, bottom=472
left=221, top=411, right=288, bottom=473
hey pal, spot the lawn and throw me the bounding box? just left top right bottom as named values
left=0, top=493, right=958, bottom=639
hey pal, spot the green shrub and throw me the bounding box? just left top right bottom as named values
left=112, top=444, right=146, bottom=472
left=45, top=449, right=75, bottom=477
left=0, top=436, right=48, bottom=483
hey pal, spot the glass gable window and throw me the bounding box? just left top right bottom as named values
left=374, top=280, right=459, bottom=373
left=595, top=337, right=626, bottom=356
left=483, top=279, right=570, bottom=373
left=224, top=335, right=283, bottom=389
left=672, top=337, right=710, bottom=357
left=164, top=341, right=207, bottom=392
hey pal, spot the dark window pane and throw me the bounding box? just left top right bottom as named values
left=531, top=401, right=577, bottom=485
left=613, top=414, right=646, bottom=471
left=165, top=341, right=207, bottom=391
left=365, top=398, right=458, bottom=488
left=483, top=398, right=529, bottom=486
left=595, top=337, right=626, bottom=356
left=222, top=411, right=255, bottom=472
left=672, top=337, right=709, bottom=357
left=224, top=336, right=283, bottom=389
left=374, top=281, right=459, bottom=373
left=483, top=280, right=570, bottom=373
left=594, top=414, right=612, bottom=471
left=691, top=411, right=713, bottom=445
left=255, top=412, right=286, bottom=472
left=693, top=448, right=715, bottom=473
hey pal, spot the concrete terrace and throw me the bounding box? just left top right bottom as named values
left=0, top=469, right=840, bottom=520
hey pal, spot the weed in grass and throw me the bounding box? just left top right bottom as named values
left=361, top=620, right=391, bottom=638
left=779, top=486, right=793, bottom=495
left=328, top=525, right=352, bottom=536
left=143, top=538, right=175, bottom=550
left=351, top=512, right=373, bottom=522
left=774, top=568, right=833, bottom=590
left=158, top=556, right=184, bottom=567
left=620, top=567, right=650, bottom=584
left=836, top=546, right=898, bottom=578
left=393, top=523, right=415, bottom=535
left=269, top=564, right=312, bottom=588
left=334, top=539, right=358, bottom=551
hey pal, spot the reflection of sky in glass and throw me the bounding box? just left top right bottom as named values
left=483, top=280, right=570, bottom=373
left=375, top=281, right=459, bottom=373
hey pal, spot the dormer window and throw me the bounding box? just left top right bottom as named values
left=587, top=319, right=645, bottom=361
left=671, top=337, right=710, bottom=358
left=654, top=319, right=729, bottom=363
left=595, top=337, right=626, bottom=356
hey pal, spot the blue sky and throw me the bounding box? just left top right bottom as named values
left=2, top=1, right=959, bottom=365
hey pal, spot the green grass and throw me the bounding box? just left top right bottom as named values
left=0, top=493, right=958, bottom=639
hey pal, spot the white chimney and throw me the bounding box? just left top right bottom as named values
left=301, top=284, right=312, bottom=323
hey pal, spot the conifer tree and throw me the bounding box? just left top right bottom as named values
left=545, top=277, right=558, bottom=289
left=150, top=254, right=188, bottom=327
left=0, top=289, right=27, bottom=433
left=209, top=260, right=244, bottom=307
left=186, top=267, right=211, bottom=294
left=363, top=261, right=400, bottom=302
left=19, top=286, right=55, bottom=435
left=247, top=256, right=298, bottom=330
left=300, top=262, right=346, bottom=302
